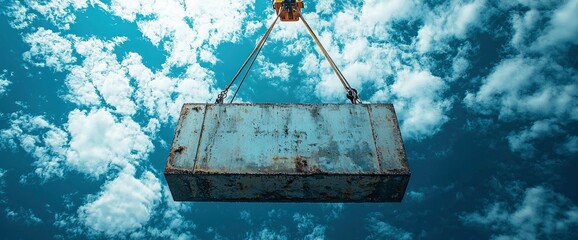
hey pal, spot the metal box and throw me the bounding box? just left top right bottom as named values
left=164, top=104, right=410, bottom=202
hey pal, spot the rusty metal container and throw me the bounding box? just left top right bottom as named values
left=164, top=103, right=410, bottom=202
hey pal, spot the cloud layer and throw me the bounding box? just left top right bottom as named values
left=462, top=185, right=578, bottom=239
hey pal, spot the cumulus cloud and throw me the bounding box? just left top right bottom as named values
left=464, top=54, right=577, bottom=157
left=244, top=20, right=264, bottom=37
left=293, top=213, right=326, bottom=240
left=366, top=212, right=413, bottom=240
left=23, top=28, right=76, bottom=72
left=259, top=58, right=293, bottom=82
left=406, top=191, right=425, bottom=203
left=78, top=166, right=161, bottom=236
left=464, top=0, right=578, bottom=158
left=417, top=0, right=487, bottom=53
left=123, top=52, right=214, bottom=122
left=23, top=0, right=89, bottom=30
left=461, top=185, right=578, bottom=239
left=506, top=119, right=561, bottom=159
left=3, top=0, right=36, bottom=29
left=560, top=136, right=578, bottom=155
left=140, top=187, right=195, bottom=239
left=321, top=203, right=344, bottom=220
left=465, top=0, right=578, bottom=130
left=510, top=8, right=542, bottom=50
left=4, top=207, right=43, bottom=225
left=533, top=0, right=578, bottom=51
left=60, top=34, right=213, bottom=122
left=0, top=113, right=69, bottom=180
left=0, top=108, right=153, bottom=180
left=65, top=108, right=153, bottom=177
left=245, top=228, right=288, bottom=240
left=55, top=185, right=194, bottom=239
left=66, top=37, right=136, bottom=115
left=0, top=168, right=6, bottom=197
left=390, top=69, right=452, bottom=140
left=0, top=71, right=12, bottom=96
left=108, top=0, right=255, bottom=68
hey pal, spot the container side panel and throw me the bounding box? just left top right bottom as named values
left=310, top=105, right=379, bottom=173
left=195, top=104, right=380, bottom=174
left=171, top=104, right=206, bottom=169
left=170, top=173, right=409, bottom=202
left=367, top=105, right=408, bottom=172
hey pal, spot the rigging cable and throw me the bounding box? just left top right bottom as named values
left=300, top=15, right=362, bottom=104
left=215, top=12, right=281, bottom=104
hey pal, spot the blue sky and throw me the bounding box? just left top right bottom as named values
left=1, top=0, right=577, bottom=239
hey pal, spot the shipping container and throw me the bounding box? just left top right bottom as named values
left=165, top=103, right=410, bottom=202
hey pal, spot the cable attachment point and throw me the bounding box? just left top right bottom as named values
left=346, top=87, right=362, bottom=104
left=215, top=90, right=228, bottom=104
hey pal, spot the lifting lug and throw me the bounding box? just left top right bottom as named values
left=346, top=87, right=361, bottom=104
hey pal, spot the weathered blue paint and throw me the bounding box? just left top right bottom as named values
left=165, top=104, right=410, bottom=202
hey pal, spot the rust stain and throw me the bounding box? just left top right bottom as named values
left=181, top=105, right=190, bottom=116
left=273, top=156, right=289, bottom=161
left=295, top=156, right=308, bottom=173
left=168, top=146, right=187, bottom=164
left=173, top=146, right=186, bottom=154
left=192, top=106, right=202, bottom=112
left=309, top=165, right=322, bottom=173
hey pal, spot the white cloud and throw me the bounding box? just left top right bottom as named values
left=406, top=191, right=425, bottom=203
left=417, top=0, right=487, bottom=53
left=507, top=119, right=561, bottom=159
left=259, top=59, right=293, bottom=82
left=109, top=0, right=255, bottom=68
left=246, top=228, right=288, bottom=240
left=1, top=108, right=153, bottom=180
left=258, top=56, right=294, bottom=92
left=23, top=0, right=89, bottom=30
left=65, top=108, right=153, bottom=177
left=0, top=113, right=69, bottom=180
left=560, top=136, right=578, bottom=155
left=293, top=213, right=326, bottom=240
left=23, top=28, right=76, bottom=72
left=533, top=0, right=578, bottom=51
left=0, top=71, right=12, bottom=96
left=65, top=36, right=213, bottom=122
left=510, top=9, right=541, bottom=50
left=358, top=0, right=416, bottom=37
left=0, top=168, right=6, bottom=197
left=463, top=0, right=578, bottom=158
left=244, top=20, right=263, bottom=37
left=461, top=185, right=578, bottom=239
left=4, top=207, right=43, bottom=225
left=55, top=185, right=195, bottom=239
left=78, top=166, right=161, bottom=236
left=240, top=210, right=252, bottom=225
left=451, top=43, right=474, bottom=80
left=464, top=54, right=578, bottom=157
left=66, top=37, right=136, bottom=115
left=3, top=0, right=36, bottom=29
left=142, top=186, right=195, bottom=239
left=464, top=56, right=577, bottom=119
left=366, top=212, right=413, bottom=240
left=315, top=0, right=335, bottom=15
left=321, top=203, right=344, bottom=220
left=122, top=52, right=174, bottom=121
left=390, top=69, right=452, bottom=140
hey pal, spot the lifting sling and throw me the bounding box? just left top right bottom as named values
left=215, top=1, right=361, bottom=104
